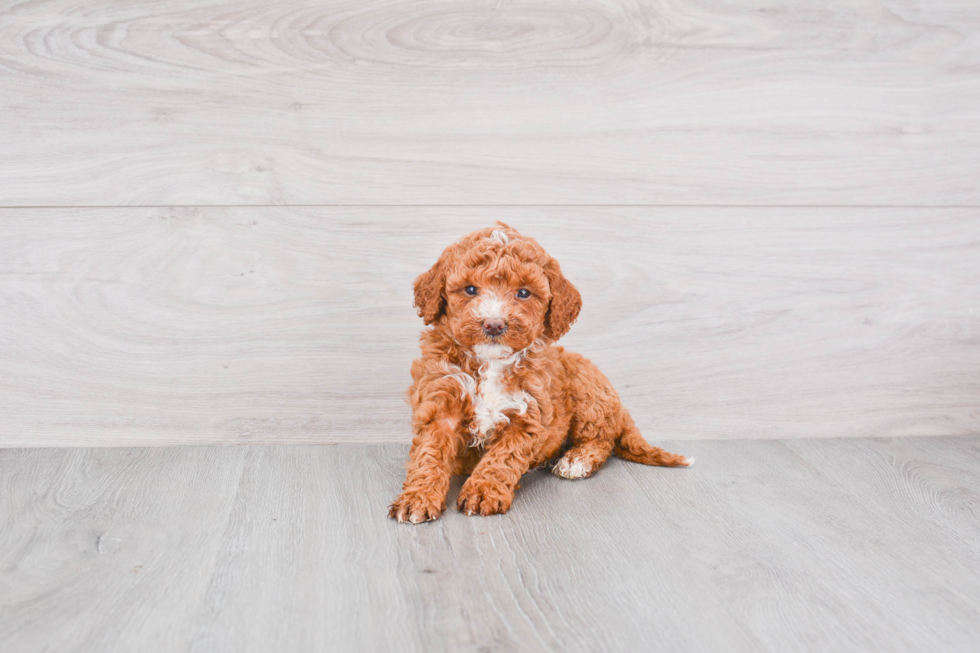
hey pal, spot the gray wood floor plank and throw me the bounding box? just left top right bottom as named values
left=2, top=0, right=979, bottom=206
left=1, top=207, right=978, bottom=445
left=653, top=438, right=980, bottom=651
left=0, top=447, right=248, bottom=652
left=1, top=437, right=979, bottom=652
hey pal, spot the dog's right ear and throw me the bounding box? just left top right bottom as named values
left=413, top=253, right=448, bottom=324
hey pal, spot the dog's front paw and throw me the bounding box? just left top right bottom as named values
left=388, top=490, right=445, bottom=524
left=456, top=481, right=513, bottom=516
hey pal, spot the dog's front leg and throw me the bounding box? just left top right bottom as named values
left=389, top=396, right=465, bottom=524
left=457, top=417, right=538, bottom=516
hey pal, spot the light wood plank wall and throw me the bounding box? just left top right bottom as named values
left=1, top=209, right=977, bottom=445
left=0, top=1, right=978, bottom=444
left=2, top=0, right=980, bottom=206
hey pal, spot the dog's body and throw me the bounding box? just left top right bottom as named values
left=389, top=224, right=690, bottom=523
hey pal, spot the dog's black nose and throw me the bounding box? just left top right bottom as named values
left=482, top=318, right=506, bottom=337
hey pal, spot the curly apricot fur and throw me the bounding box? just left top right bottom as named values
left=390, top=223, right=690, bottom=523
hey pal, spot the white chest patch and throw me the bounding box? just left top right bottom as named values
left=471, top=359, right=528, bottom=443
left=461, top=345, right=531, bottom=445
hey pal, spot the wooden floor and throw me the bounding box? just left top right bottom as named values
left=2, top=436, right=979, bottom=652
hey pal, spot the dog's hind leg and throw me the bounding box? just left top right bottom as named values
left=552, top=405, right=620, bottom=480
left=552, top=436, right=615, bottom=479
left=554, top=408, right=691, bottom=479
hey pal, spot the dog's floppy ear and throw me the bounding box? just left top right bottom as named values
left=413, top=252, right=449, bottom=324
left=543, top=258, right=582, bottom=341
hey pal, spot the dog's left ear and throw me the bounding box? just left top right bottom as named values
left=413, top=252, right=449, bottom=325
left=543, top=259, right=582, bottom=341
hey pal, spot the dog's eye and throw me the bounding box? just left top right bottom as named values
left=464, top=285, right=478, bottom=296
left=516, top=288, right=531, bottom=300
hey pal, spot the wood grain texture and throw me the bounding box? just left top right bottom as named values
left=0, top=207, right=977, bottom=445
left=1, top=437, right=979, bottom=652
left=1, top=0, right=979, bottom=206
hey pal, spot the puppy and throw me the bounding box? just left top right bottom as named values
left=389, top=223, right=691, bottom=523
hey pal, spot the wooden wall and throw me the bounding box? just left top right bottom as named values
left=1, top=0, right=978, bottom=444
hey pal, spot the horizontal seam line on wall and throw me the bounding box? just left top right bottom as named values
left=2, top=204, right=980, bottom=210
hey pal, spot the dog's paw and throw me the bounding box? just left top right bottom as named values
left=456, top=481, right=513, bottom=516
left=388, top=491, right=445, bottom=524
left=552, top=453, right=595, bottom=480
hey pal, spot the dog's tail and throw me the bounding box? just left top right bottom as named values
left=614, top=412, right=693, bottom=467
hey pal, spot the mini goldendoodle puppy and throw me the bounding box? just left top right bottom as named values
left=389, top=223, right=692, bottom=523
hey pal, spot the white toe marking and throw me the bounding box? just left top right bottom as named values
left=684, top=456, right=696, bottom=466
left=553, top=454, right=592, bottom=479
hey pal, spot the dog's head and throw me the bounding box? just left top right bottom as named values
left=413, top=223, right=581, bottom=357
